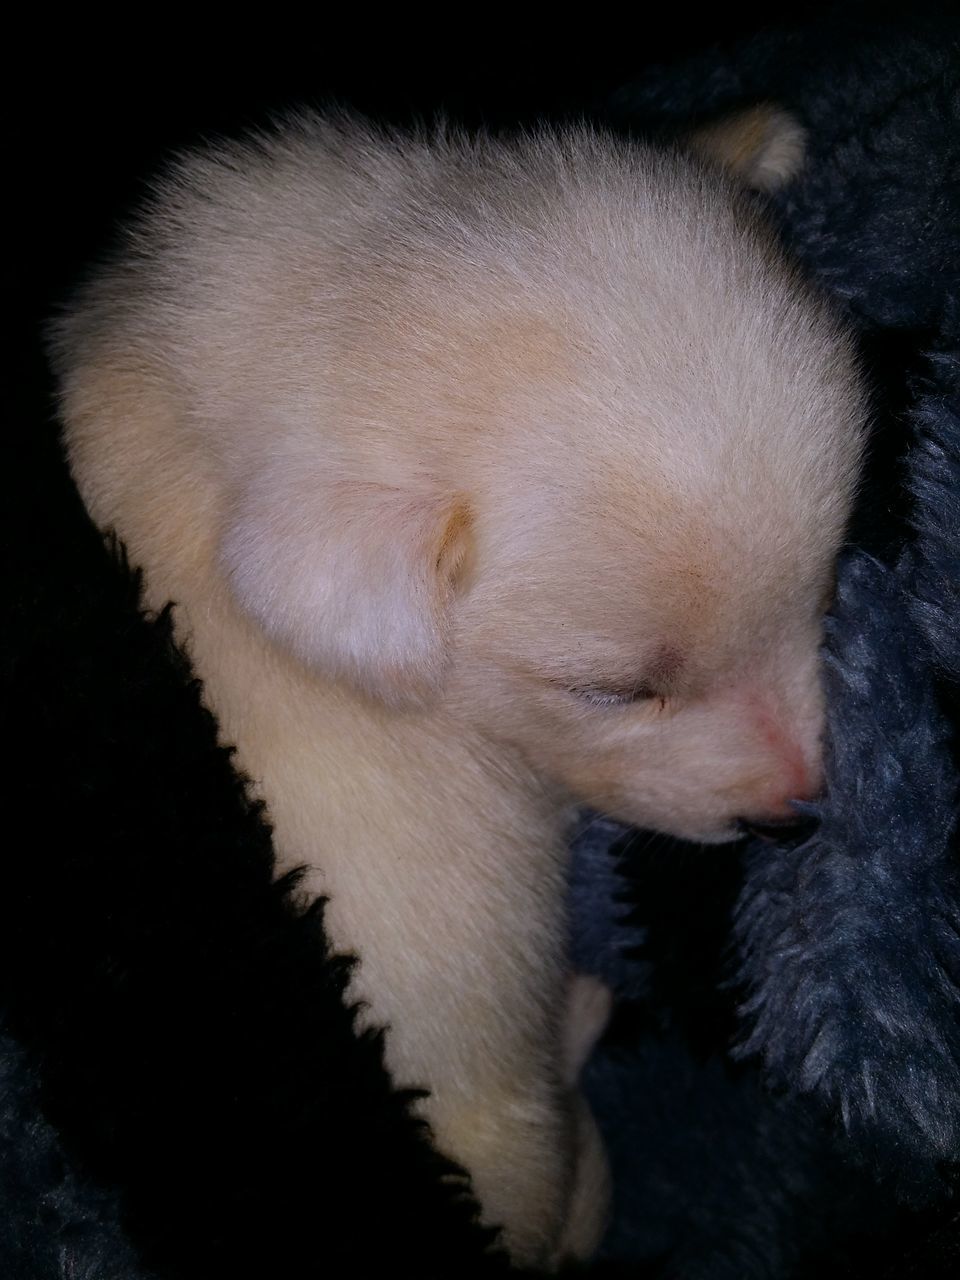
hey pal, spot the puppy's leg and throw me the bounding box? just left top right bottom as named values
left=308, top=787, right=581, bottom=1268
left=557, top=1096, right=611, bottom=1264
left=553, top=973, right=613, bottom=1264
left=183, top=611, right=580, bottom=1266
left=205, top=611, right=607, bottom=1265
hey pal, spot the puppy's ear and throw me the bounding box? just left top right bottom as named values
left=687, top=104, right=805, bottom=193
left=221, top=458, right=473, bottom=706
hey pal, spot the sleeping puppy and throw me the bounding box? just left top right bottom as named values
left=52, top=108, right=865, bottom=1267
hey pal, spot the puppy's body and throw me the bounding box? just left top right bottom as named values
left=53, top=116, right=865, bottom=1265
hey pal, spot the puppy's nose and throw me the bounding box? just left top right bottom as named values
left=736, top=813, right=819, bottom=843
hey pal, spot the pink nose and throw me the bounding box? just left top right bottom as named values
left=743, top=695, right=822, bottom=816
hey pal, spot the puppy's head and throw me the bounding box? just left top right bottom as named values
left=223, top=129, right=865, bottom=842
left=452, top=406, right=857, bottom=842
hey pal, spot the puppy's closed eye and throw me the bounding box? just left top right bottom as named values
left=567, top=683, right=658, bottom=710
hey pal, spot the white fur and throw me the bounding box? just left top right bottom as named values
left=51, top=113, right=866, bottom=1266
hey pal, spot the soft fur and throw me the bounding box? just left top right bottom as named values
left=51, top=114, right=865, bottom=1264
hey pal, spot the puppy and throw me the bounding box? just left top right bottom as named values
left=51, top=108, right=865, bottom=1267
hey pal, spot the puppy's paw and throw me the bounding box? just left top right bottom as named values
left=688, top=103, right=806, bottom=193
left=562, top=972, right=613, bottom=1085
left=554, top=1095, right=611, bottom=1266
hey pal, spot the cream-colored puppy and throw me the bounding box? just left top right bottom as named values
left=52, top=109, right=865, bottom=1267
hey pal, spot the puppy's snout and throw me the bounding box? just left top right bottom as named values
left=735, top=686, right=824, bottom=819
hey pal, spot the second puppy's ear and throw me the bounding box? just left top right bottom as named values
left=687, top=104, right=806, bottom=193
left=221, top=457, right=473, bottom=707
